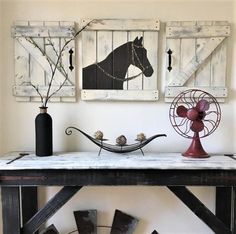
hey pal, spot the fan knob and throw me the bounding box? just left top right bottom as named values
left=186, top=108, right=199, bottom=120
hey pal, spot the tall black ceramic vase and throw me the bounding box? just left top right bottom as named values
left=35, top=107, right=53, bottom=156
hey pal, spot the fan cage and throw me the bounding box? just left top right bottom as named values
left=169, top=89, right=221, bottom=139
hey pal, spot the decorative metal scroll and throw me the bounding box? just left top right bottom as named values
left=65, top=127, right=166, bottom=156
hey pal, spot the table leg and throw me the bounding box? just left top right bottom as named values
left=168, top=186, right=231, bottom=234
left=232, top=187, right=236, bottom=234
left=1, top=186, right=21, bottom=234
left=21, top=187, right=38, bottom=233
left=22, top=186, right=81, bottom=234
left=215, top=187, right=232, bottom=233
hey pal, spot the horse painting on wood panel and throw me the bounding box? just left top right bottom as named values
left=82, top=37, right=154, bottom=90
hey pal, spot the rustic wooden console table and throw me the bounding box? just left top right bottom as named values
left=0, top=152, right=236, bottom=234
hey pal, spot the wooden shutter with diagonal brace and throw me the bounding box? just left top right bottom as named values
left=12, top=21, right=76, bottom=103
left=165, top=21, right=230, bottom=102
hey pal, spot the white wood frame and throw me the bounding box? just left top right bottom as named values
left=165, top=21, right=230, bottom=102
left=81, top=19, right=160, bottom=101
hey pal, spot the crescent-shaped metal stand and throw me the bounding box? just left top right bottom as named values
left=65, top=127, right=167, bottom=156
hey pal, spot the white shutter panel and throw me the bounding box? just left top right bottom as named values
left=12, top=21, right=76, bottom=102
left=165, top=21, right=230, bottom=102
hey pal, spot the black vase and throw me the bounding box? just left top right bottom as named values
left=35, top=107, right=53, bottom=156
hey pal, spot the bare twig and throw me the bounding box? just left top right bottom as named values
left=25, top=19, right=94, bottom=107
left=31, top=83, right=44, bottom=105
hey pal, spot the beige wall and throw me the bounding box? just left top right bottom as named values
left=0, top=0, right=235, bottom=233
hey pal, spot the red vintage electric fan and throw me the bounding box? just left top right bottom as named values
left=169, top=89, right=221, bottom=158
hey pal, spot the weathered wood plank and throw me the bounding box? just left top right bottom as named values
left=168, top=186, right=231, bottom=234
left=60, top=22, right=76, bottom=87
left=232, top=187, right=236, bottom=234
left=166, top=24, right=230, bottom=38
left=81, top=90, right=158, bottom=101
left=113, top=31, right=128, bottom=90
left=166, top=38, right=181, bottom=85
left=21, top=187, right=38, bottom=224
left=74, top=210, right=97, bottom=234
left=1, top=187, right=21, bottom=234
left=82, top=19, right=160, bottom=31
left=215, top=187, right=232, bottom=233
left=97, top=31, right=113, bottom=89
left=128, top=31, right=144, bottom=90
left=165, top=86, right=227, bottom=100
left=17, top=37, right=67, bottom=84
left=22, top=186, right=82, bottom=234
left=28, top=21, right=45, bottom=88
left=82, top=31, right=96, bottom=68
left=82, top=30, right=97, bottom=89
left=1, top=168, right=236, bottom=186
left=13, top=25, right=75, bottom=38
left=13, top=85, right=75, bottom=97
left=195, top=38, right=211, bottom=87
left=211, top=41, right=227, bottom=87
left=180, top=37, right=196, bottom=87
left=110, top=209, right=139, bottom=234
left=143, top=31, right=158, bottom=90
left=168, top=37, right=225, bottom=86
left=1, top=152, right=236, bottom=171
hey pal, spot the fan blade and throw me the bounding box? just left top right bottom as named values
left=196, top=99, right=210, bottom=112
left=191, top=120, right=204, bottom=132
left=186, top=108, right=199, bottom=121
left=177, top=105, right=188, bottom=117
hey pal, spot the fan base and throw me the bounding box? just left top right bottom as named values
left=182, top=136, right=209, bottom=158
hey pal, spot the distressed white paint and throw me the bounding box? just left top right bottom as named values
left=168, top=37, right=225, bottom=86
left=166, top=23, right=230, bottom=38
left=195, top=38, right=211, bottom=87
left=165, top=86, right=227, bottom=99
left=1, top=152, right=235, bottom=170
left=180, top=37, right=196, bottom=87
left=165, top=21, right=230, bottom=102
left=13, top=85, right=75, bottom=97
left=17, top=37, right=67, bottom=83
left=81, top=90, right=158, bottom=101
left=13, top=21, right=76, bottom=102
left=82, top=19, right=160, bottom=31
left=211, top=42, right=227, bottom=87
left=81, top=19, right=159, bottom=101
left=13, top=25, right=74, bottom=38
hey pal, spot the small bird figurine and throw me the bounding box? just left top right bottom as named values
left=116, top=135, right=127, bottom=146
left=136, top=133, right=146, bottom=142
left=94, top=130, right=104, bottom=140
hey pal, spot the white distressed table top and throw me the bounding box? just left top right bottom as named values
left=0, top=152, right=235, bottom=170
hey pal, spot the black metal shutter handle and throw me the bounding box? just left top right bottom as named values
left=69, top=49, right=74, bottom=71
left=167, top=49, right=172, bottom=72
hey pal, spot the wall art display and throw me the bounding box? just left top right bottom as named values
left=165, top=21, right=230, bottom=102
left=81, top=19, right=160, bottom=101
left=12, top=21, right=76, bottom=102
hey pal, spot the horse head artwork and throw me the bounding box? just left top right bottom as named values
left=82, top=36, right=154, bottom=90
